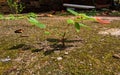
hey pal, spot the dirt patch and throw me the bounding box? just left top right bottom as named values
left=0, top=15, right=120, bottom=75
left=94, top=16, right=120, bottom=21
left=98, top=28, right=120, bottom=37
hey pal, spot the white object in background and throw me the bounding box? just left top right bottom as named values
left=63, top=3, right=95, bottom=9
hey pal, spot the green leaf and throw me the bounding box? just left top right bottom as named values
left=78, top=14, right=96, bottom=21
left=67, top=19, right=75, bottom=24
left=35, top=23, right=46, bottom=28
left=78, top=14, right=89, bottom=18
left=27, top=12, right=37, bottom=18
left=87, top=17, right=96, bottom=21
left=0, top=14, right=4, bottom=19
left=28, top=17, right=46, bottom=28
left=7, top=14, right=15, bottom=20
left=74, top=22, right=80, bottom=32
left=28, top=17, right=39, bottom=25
left=17, top=16, right=25, bottom=19
left=79, top=23, right=88, bottom=28
left=67, top=8, right=79, bottom=16
left=74, top=22, right=89, bottom=32
left=44, top=31, right=50, bottom=35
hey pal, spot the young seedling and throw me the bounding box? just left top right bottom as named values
left=59, top=9, right=96, bottom=47
left=60, top=8, right=111, bottom=47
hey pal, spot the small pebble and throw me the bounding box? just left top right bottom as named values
left=57, top=57, right=63, bottom=61
left=89, top=64, right=92, bottom=66
left=14, top=29, right=23, bottom=33
left=54, top=51, right=60, bottom=54
left=64, top=52, right=68, bottom=55
left=80, top=61, right=84, bottom=64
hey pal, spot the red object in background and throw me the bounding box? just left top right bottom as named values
left=95, top=17, right=110, bottom=24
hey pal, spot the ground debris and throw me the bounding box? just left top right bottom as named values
left=57, top=57, right=63, bottom=61
left=14, top=29, right=24, bottom=33
left=113, top=53, right=120, bottom=59
left=0, top=56, right=11, bottom=62
left=98, top=28, right=120, bottom=37
left=64, top=52, right=69, bottom=55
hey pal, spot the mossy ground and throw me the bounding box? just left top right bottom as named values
left=0, top=15, right=120, bottom=75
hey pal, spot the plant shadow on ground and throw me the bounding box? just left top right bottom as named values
left=9, top=43, right=44, bottom=53
left=9, top=44, right=35, bottom=51
left=43, top=38, right=83, bottom=55
left=31, top=48, right=43, bottom=52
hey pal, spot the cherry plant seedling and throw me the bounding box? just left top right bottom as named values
left=60, top=8, right=96, bottom=47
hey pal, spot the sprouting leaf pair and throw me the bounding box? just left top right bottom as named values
left=67, top=8, right=91, bottom=32
left=67, top=19, right=88, bottom=32
left=67, top=8, right=95, bottom=21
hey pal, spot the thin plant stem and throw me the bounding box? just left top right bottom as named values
left=60, top=24, right=70, bottom=47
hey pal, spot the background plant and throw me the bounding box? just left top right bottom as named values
left=7, top=0, right=25, bottom=14
left=0, top=12, right=46, bottom=29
